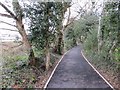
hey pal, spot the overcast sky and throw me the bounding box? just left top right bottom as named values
left=0, top=0, right=103, bottom=38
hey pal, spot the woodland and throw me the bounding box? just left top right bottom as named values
left=0, top=0, right=120, bottom=89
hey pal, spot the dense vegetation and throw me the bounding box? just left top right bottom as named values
left=25, top=2, right=70, bottom=70
left=0, top=0, right=71, bottom=88
left=65, top=1, right=120, bottom=88
left=0, top=0, right=119, bottom=88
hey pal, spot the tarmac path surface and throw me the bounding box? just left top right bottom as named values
left=46, top=46, right=113, bottom=90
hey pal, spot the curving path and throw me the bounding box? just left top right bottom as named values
left=46, top=46, right=113, bottom=90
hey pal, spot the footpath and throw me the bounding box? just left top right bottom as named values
left=46, top=46, right=113, bottom=90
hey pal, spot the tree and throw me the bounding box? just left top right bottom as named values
left=101, top=1, right=120, bottom=59
left=98, top=2, right=120, bottom=87
left=0, top=0, right=36, bottom=66
left=64, top=19, right=77, bottom=50
left=53, top=2, right=71, bottom=54
left=26, top=2, right=69, bottom=70
left=69, top=13, right=98, bottom=44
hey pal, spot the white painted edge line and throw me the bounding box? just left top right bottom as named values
left=43, top=50, right=70, bottom=89
left=81, top=51, right=115, bottom=90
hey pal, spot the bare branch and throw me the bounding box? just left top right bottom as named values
left=0, top=13, right=12, bottom=18
left=63, top=2, right=90, bottom=30
left=2, top=42, right=23, bottom=48
left=64, top=14, right=80, bottom=29
left=66, top=7, right=71, bottom=26
left=0, top=2, right=18, bottom=20
left=76, top=2, right=89, bottom=15
left=0, top=20, right=17, bottom=27
left=11, top=42, right=23, bottom=48
left=0, top=28, right=18, bottom=32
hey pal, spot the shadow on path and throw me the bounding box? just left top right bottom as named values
left=46, top=46, right=113, bottom=90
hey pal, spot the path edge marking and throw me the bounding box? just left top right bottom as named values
left=81, top=50, right=115, bottom=90
left=43, top=50, right=70, bottom=89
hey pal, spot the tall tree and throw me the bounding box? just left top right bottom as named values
left=53, top=2, right=71, bottom=54
left=0, top=0, right=36, bottom=66
left=102, top=1, right=120, bottom=85
left=26, top=2, right=65, bottom=70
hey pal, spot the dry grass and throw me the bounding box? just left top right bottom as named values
left=0, top=41, right=29, bottom=88
left=1, top=42, right=27, bottom=57
left=0, top=41, right=61, bottom=88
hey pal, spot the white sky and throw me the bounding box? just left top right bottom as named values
left=0, top=0, right=103, bottom=38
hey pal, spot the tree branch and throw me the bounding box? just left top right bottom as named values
left=66, top=7, right=71, bottom=26
left=0, top=28, right=18, bottom=32
left=11, top=42, right=23, bottom=48
left=0, top=2, right=18, bottom=20
left=0, top=20, right=17, bottom=27
left=2, top=42, right=23, bottom=49
left=0, top=13, right=12, bottom=18
left=64, top=2, right=89, bottom=30
left=64, top=13, right=80, bottom=29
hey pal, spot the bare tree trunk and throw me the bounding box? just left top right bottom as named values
left=118, top=1, right=120, bottom=88
left=0, top=1, right=36, bottom=66
left=52, top=33, right=63, bottom=55
left=16, top=19, right=36, bottom=66
left=97, top=17, right=102, bottom=53
left=57, top=31, right=64, bottom=55
left=45, top=43, right=50, bottom=71
left=97, top=2, right=104, bottom=55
